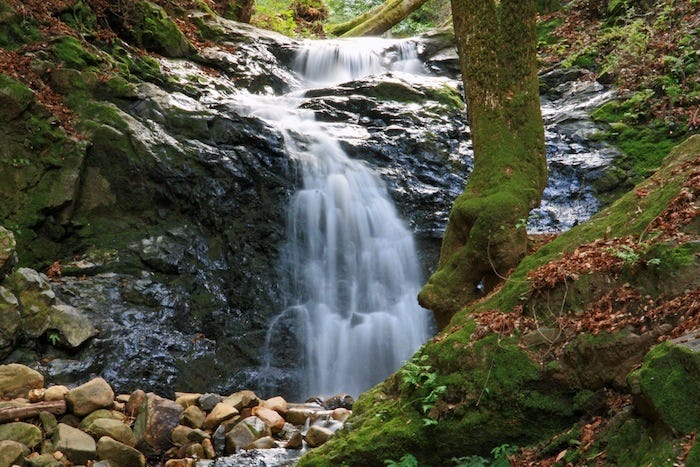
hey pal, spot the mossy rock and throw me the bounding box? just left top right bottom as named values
left=0, top=0, right=40, bottom=49
left=0, top=74, right=34, bottom=121
left=299, top=330, right=576, bottom=465
left=49, top=36, right=101, bottom=70
left=628, top=341, right=700, bottom=435
left=129, top=1, right=195, bottom=58
left=604, top=416, right=683, bottom=466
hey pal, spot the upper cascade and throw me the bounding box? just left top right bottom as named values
left=293, top=38, right=424, bottom=86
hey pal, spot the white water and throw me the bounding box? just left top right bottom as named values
left=245, top=39, right=434, bottom=397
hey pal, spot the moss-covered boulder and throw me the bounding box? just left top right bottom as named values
left=129, top=1, right=195, bottom=58
left=6, top=268, right=55, bottom=338
left=0, top=74, right=34, bottom=121
left=0, top=286, right=20, bottom=357
left=628, top=340, right=700, bottom=435
left=0, top=422, right=42, bottom=448
left=0, top=227, right=16, bottom=276
left=0, top=363, right=43, bottom=399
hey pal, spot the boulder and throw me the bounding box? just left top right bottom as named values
left=285, top=404, right=323, bottom=425
left=171, top=425, right=194, bottom=446
left=0, top=363, right=43, bottom=399
left=323, top=393, right=354, bottom=410
left=0, top=75, right=34, bottom=121
left=0, top=440, right=28, bottom=467
left=23, top=453, right=63, bottom=467
left=0, top=227, right=17, bottom=275
left=175, top=392, right=201, bottom=408
left=180, top=405, right=206, bottom=428
left=39, top=411, right=58, bottom=436
left=66, top=378, right=114, bottom=416
left=251, top=406, right=285, bottom=433
left=285, top=430, right=303, bottom=449
left=202, top=438, right=216, bottom=458
left=51, top=423, right=97, bottom=465
left=133, top=393, right=183, bottom=455
left=7, top=268, right=55, bottom=338
left=84, top=418, right=137, bottom=447
left=43, top=385, right=69, bottom=401
left=0, top=421, right=41, bottom=448
left=126, top=389, right=146, bottom=417
left=197, top=393, right=223, bottom=412
left=224, top=416, right=271, bottom=454
left=0, top=287, right=19, bottom=357
left=248, top=436, right=275, bottom=449
left=628, top=340, right=700, bottom=435
left=261, top=396, right=288, bottom=414
left=96, top=436, right=146, bottom=467
left=332, top=407, right=351, bottom=422
left=222, top=390, right=258, bottom=410
left=305, top=425, right=335, bottom=447
left=129, top=1, right=195, bottom=57
left=47, top=304, right=98, bottom=348
left=79, top=408, right=128, bottom=428
left=203, top=402, right=238, bottom=430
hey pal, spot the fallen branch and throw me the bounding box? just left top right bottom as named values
left=0, top=400, right=66, bottom=422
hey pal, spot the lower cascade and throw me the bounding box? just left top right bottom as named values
left=251, top=39, right=435, bottom=397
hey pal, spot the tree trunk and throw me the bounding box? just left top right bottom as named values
left=418, top=0, right=547, bottom=329
left=326, top=0, right=431, bottom=37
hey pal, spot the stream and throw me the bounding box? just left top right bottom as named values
left=15, top=23, right=619, bottom=422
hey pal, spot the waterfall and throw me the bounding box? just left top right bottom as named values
left=249, top=39, right=434, bottom=398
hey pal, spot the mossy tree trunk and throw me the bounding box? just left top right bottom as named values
left=418, top=0, right=547, bottom=329
left=326, top=0, right=430, bottom=36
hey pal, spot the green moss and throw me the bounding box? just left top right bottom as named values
left=50, top=36, right=101, bottom=70
left=687, top=440, right=700, bottom=466
left=536, top=17, right=563, bottom=47
left=58, top=0, right=97, bottom=33
left=606, top=418, right=680, bottom=466
left=300, top=332, right=575, bottom=466
left=628, top=342, right=700, bottom=435
left=130, top=1, right=194, bottom=57
left=0, top=1, right=40, bottom=49
left=0, top=74, right=34, bottom=121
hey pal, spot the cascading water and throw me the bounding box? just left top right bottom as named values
left=246, top=39, right=434, bottom=398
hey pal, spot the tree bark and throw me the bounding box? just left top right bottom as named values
left=326, top=0, right=431, bottom=37
left=0, top=400, right=66, bottom=422
left=418, top=0, right=547, bottom=329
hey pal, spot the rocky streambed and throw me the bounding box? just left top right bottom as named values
left=0, top=363, right=349, bottom=467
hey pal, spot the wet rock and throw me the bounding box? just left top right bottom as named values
left=48, top=304, right=98, bottom=348
left=203, top=402, right=239, bottom=430
left=180, top=405, right=206, bottom=428
left=133, top=393, right=183, bottom=455
left=24, top=453, right=63, bottom=467
left=164, top=458, right=196, bottom=467
left=322, top=393, right=354, bottom=410
left=285, top=403, right=323, bottom=425
left=0, top=440, right=28, bottom=466
left=0, top=422, right=42, bottom=448
left=285, top=429, right=303, bottom=449
left=0, top=363, right=43, bottom=398
left=51, top=423, right=97, bottom=465
left=249, top=436, right=276, bottom=449
left=304, top=425, right=335, bottom=447
left=84, top=418, right=137, bottom=447
left=96, top=436, right=146, bottom=467
left=332, top=408, right=351, bottom=422
left=66, top=378, right=114, bottom=416
left=224, top=416, right=271, bottom=454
